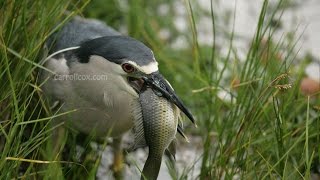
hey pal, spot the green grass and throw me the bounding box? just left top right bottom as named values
left=1, top=0, right=319, bottom=179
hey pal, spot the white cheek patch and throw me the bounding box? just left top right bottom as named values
left=127, top=60, right=158, bottom=74
left=140, top=61, right=159, bottom=74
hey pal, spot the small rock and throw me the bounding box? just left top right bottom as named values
left=300, top=77, right=320, bottom=95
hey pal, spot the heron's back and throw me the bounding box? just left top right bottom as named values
left=47, top=16, right=120, bottom=53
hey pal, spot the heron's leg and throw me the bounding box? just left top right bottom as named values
left=49, top=101, right=67, bottom=157
left=46, top=123, right=66, bottom=179
left=111, top=136, right=124, bottom=180
left=52, top=124, right=67, bottom=155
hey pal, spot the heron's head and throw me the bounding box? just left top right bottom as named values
left=73, top=36, right=195, bottom=124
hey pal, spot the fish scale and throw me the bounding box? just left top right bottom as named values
left=141, top=88, right=177, bottom=153
left=135, top=88, right=178, bottom=180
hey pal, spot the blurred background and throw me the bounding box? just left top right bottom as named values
left=0, top=0, right=319, bottom=179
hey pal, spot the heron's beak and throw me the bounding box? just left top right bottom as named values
left=141, top=72, right=196, bottom=125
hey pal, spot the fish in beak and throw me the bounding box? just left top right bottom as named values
left=130, top=72, right=195, bottom=180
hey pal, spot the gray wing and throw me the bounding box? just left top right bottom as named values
left=46, top=16, right=121, bottom=53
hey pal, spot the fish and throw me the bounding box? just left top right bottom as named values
left=132, top=87, right=179, bottom=180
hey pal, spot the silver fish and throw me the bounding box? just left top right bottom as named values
left=132, top=88, right=179, bottom=180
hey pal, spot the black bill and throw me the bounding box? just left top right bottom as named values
left=142, top=72, right=196, bottom=126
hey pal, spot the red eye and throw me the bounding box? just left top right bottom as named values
left=122, top=63, right=135, bottom=73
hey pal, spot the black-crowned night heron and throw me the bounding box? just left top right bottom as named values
left=40, top=17, right=195, bottom=180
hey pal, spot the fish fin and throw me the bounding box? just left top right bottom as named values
left=165, top=139, right=177, bottom=161
left=177, top=124, right=189, bottom=142
left=131, top=100, right=147, bottom=150
left=178, top=116, right=183, bottom=129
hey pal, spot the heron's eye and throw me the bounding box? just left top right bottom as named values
left=122, top=63, right=135, bottom=73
